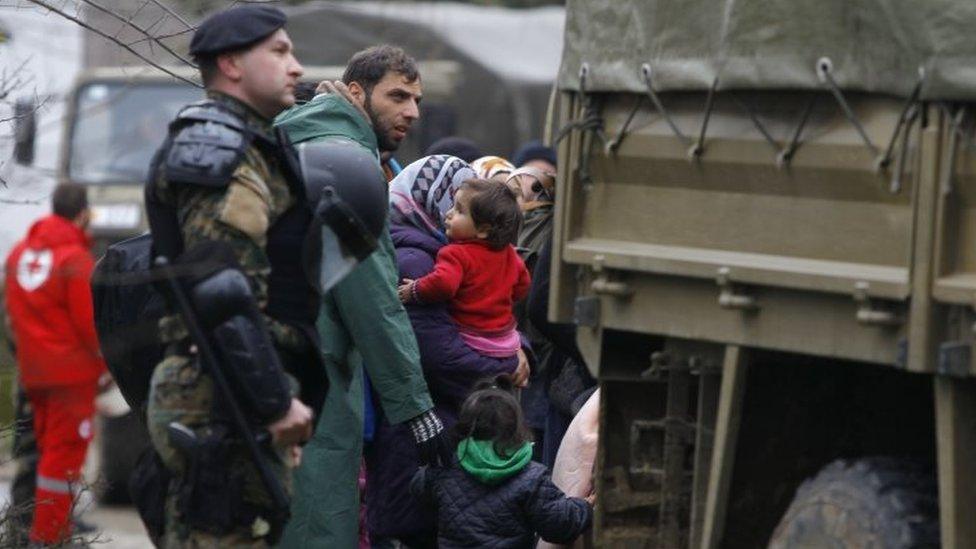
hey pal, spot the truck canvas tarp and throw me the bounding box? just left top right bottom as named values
left=558, top=0, right=976, bottom=101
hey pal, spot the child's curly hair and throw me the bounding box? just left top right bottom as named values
left=459, top=178, right=522, bottom=250
left=454, top=374, right=534, bottom=456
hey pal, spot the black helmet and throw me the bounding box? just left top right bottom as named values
left=299, top=138, right=388, bottom=293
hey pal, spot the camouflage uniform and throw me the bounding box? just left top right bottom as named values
left=146, top=92, right=300, bottom=548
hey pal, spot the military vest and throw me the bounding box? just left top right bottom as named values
left=145, top=95, right=320, bottom=346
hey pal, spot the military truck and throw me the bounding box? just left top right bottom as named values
left=551, top=1, right=976, bottom=547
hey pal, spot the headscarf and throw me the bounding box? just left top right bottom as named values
left=389, top=155, right=475, bottom=242
left=471, top=155, right=515, bottom=181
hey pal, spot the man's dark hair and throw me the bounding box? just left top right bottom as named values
left=293, top=81, right=319, bottom=103
left=460, top=178, right=521, bottom=250
left=197, top=55, right=217, bottom=87
left=342, top=45, right=419, bottom=97
left=196, top=47, right=250, bottom=87
left=454, top=375, right=533, bottom=455
left=51, top=183, right=88, bottom=220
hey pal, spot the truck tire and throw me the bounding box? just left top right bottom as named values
left=768, top=457, right=939, bottom=549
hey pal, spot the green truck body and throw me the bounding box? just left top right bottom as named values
left=552, top=1, right=976, bottom=546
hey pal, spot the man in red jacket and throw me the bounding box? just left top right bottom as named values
left=4, top=183, right=106, bottom=545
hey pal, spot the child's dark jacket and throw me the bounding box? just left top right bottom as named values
left=411, top=461, right=592, bottom=548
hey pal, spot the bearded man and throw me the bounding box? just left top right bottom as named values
left=276, top=46, right=454, bottom=548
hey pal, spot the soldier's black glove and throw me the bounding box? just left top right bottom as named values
left=410, top=409, right=452, bottom=467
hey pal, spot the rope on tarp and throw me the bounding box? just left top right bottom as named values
left=605, top=95, right=643, bottom=154
left=640, top=64, right=690, bottom=145
left=940, top=103, right=972, bottom=144
left=554, top=64, right=606, bottom=146
left=941, top=105, right=966, bottom=196
left=690, top=77, right=719, bottom=159
left=731, top=94, right=780, bottom=155
left=877, top=71, right=925, bottom=172
left=817, top=57, right=880, bottom=157
left=554, top=63, right=607, bottom=190
left=560, top=59, right=932, bottom=177
left=889, top=104, right=919, bottom=194
left=777, top=93, right=817, bottom=168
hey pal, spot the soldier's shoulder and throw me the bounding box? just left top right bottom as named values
left=161, top=101, right=252, bottom=189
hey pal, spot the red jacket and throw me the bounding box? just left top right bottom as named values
left=4, top=215, right=106, bottom=388
left=415, top=241, right=531, bottom=333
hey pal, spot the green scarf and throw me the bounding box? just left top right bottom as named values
left=457, top=438, right=533, bottom=485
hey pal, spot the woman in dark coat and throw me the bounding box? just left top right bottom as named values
left=365, top=155, right=523, bottom=548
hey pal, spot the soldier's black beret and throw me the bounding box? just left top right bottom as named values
left=189, top=5, right=287, bottom=58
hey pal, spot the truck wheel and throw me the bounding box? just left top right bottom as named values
left=768, top=457, right=939, bottom=549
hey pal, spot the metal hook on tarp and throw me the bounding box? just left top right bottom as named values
left=817, top=57, right=880, bottom=158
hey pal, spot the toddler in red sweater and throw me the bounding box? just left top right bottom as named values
left=398, top=178, right=530, bottom=357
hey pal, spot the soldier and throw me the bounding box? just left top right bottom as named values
left=142, top=6, right=316, bottom=546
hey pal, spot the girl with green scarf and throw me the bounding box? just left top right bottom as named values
left=412, top=375, right=593, bottom=548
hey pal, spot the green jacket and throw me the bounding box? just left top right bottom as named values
left=276, top=95, right=434, bottom=548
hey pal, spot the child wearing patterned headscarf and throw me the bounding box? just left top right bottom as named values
left=389, top=154, right=474, bottom=239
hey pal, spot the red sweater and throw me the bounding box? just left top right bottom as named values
left=4, top=215, right=107, bottom=389
left=415, top=241, right=531, bottom=333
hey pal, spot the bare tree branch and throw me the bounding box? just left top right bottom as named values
left=0, top=196, right=45, bottom=205
left=127, top=26, right=194, bottom=46
left=0, top=58, right=33, bottom=100
left=147, top=0, right=195, bottom=32
left=145, top=13, right=168, bottom=35
left=77, top=0, right=197, bottom=69
left=24, top=0, right=202, bottom=88
left=0, top=94, right=50, bottom=125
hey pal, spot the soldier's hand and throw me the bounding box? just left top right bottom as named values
left=316, top=80, right=372, bottom=126
left=269, top=398, right=313, bottom=447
